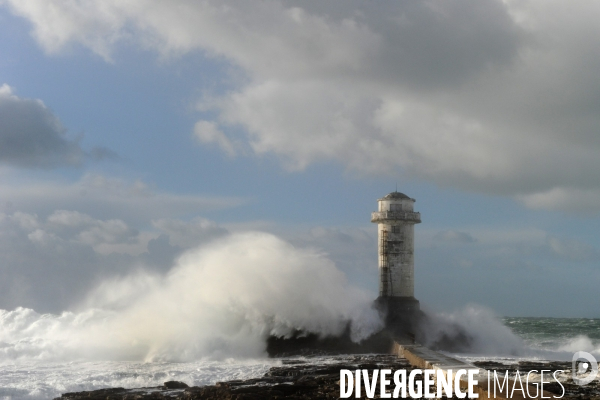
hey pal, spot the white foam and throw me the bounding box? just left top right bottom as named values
left=421, top=306, right=600, bottom=362
left=0, top=359, right=278, bottom=400
left=0, top=232, right=382, bottom=364
left=421, top=304, right=527, bottom=356
left=556, top=335, right=599, bottom=355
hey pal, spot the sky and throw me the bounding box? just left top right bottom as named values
left=0, top=0, right=599, bottom=318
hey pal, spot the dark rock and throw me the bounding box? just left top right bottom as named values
left=56, top=355, right=599, bottom=400
left=59, top=388, right=127, bottom=399
left=163, top=381, right=189, bottom=389
left=266, top=325, right=396, bottom=357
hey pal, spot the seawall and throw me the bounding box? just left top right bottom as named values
left=393, top=341, right=558, bottom=399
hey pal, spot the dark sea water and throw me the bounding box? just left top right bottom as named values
left=504, top=317, right=600, bottom=354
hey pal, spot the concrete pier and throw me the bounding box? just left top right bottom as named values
left=392, top=342, right=557, bottom=399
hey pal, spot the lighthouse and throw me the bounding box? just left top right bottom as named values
left=371, top=191, right=421, bottom=317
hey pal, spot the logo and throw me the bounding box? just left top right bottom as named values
left=572, top=351, right=598, bottom=386
left=339, top=353, right=598, bottom=399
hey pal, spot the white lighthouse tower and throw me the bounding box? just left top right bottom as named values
left=371, top=191, right=421, bottom=313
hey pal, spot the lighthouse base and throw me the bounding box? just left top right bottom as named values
left=375, top=296, right=422, bottom=338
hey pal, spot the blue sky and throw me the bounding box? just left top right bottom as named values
left=0, top=0, right=599, bottom=317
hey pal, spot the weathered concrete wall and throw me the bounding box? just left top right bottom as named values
left=377, top=223, right=415, bottom=297
left=378, top=198, right=415, bottom=212
left=372, top=193, right=421, bottom=298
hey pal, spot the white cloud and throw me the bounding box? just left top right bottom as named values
left=152, top=217, right=228, bottom=248
left=48, top=210, right=139, bottom=250
left=0, top=210, right=134, bottom=311
left=0, top=173, right=244, bottom=226
left=0, top=207, right=235, bottom=312
left=5, top=0, right=600, bottom=210
left=546, top=236, right=597, bottom=262
left=416, top=225, right=600, bottom=315
left=0, top=172, right=246, bottom=312
left=5, top=210, right=142, bottom=254
left=1, top=1, right=127, bottom=60
left=516, top=188, right=600, bottom=214
left=193, top=120, right=237, bottom=157
left=433, top=230, right=476, bottom=244
left=27, top=228, right=61, bottom=247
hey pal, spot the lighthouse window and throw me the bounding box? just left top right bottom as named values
left=392, top=225, right=400, bottom=233
left=390, top=203, right=402, bottom=211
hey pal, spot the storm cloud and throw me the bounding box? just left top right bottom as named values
left=0, top=84, right=118, bottom=168
left=0, top=84, right=83, bottom=168
left=5, top=0, right=600, bottom=211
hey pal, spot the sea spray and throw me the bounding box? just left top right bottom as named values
left=420, top=307, right=600, bottom=361
left=0, top=232, right=383, bottom=363
left=419, top=304, right=527, bottom=356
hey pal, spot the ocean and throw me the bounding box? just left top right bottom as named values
left=504, top=317, right=600, bottom=354
left=0, top=315, right=598, bottom=400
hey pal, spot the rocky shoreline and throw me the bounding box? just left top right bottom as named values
left=55, top=354, right=599, bottom=400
